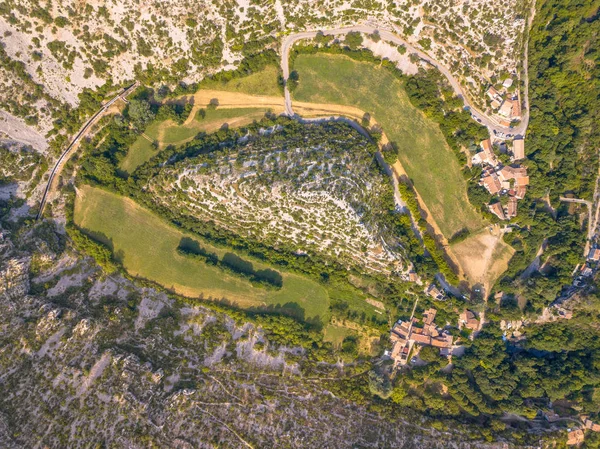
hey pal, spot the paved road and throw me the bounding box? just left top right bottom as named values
left=36, top=82, right=139, bottom=220
left=281, top=25, right=529, bottom=136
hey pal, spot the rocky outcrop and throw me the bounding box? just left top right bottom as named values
left=0, top=257, right=29, bottom=300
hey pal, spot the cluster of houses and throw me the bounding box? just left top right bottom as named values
left=389, top=308, right=454, bottom=366
left=486, top=80, right=521, bottom=126
left=562, top=416, right=600, bottom=446
left=473, top=138, right=529, bottom=220
left=387, top=306, right=480, bottom=366
left=580, top=246, right=600, bottom=277
left=570, top=246, right=600, bottom=287
left=543, top=411, right=600, bottom=446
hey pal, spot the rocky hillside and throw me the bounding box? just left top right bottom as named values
left=0, top=0, right=530, bottom=145
left=0, top=213, right=505, bottom=448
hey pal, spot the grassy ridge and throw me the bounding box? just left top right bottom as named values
left=197, top=65, right=283, bottom=97
left=292, top=53, right=484, bottom=238
left=120, top=107, right=272, bottom=173
left=74, top=185, right=330, bottom=321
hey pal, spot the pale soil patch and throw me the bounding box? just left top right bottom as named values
left=36, top=327, right=67, bottom=358
left=0, top=111, right=49, bottom=153
left=365, top=297, right=385, bottom=310
left=451, top=225, right=515, bottom=292
left=293, top=101, right=368, bottom=121
left=77, top=352, right=112, bottom=396
left=157, top=109, right=278, bottom=148
left=185, top=91, right=379, bottom=127
left=362, top=38, right=419, bottom=75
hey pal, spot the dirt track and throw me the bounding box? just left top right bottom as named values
left=184, top=90, right=286, bottom=126
left=185, top=90, right=371, bottom=125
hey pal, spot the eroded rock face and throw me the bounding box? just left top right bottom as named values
left=147, top=123, right=406, bottom=274
left=0, top=218, right=502, bottom=449
left=0, top=257, right=29, bottom=300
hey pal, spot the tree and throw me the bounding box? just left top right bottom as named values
left=419, top=346, right=440, bottom=363
left=368, top=370, right=392, bottom=399
left=370, top=31, right=381, bottom=42
left=418, top=38, right=432, bottom=51
left=288, top=70, right=300, bottom=91
left=361, top=112, right=371, bottom=128
left=344, top=32, right=363, bottom=51
left=127, top=99, right=155, bottom=129
left=315, top=31, right=333, bottom=46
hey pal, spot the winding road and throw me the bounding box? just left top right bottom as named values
left=281, top=25, right=529, bottom=136
left=36, top=82, right=139, bottom=220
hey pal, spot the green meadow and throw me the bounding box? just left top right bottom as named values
left=120, top=107, right=272, bottom=173
left=197, top=64, right=283, bottom=97
left=292, top=53, right=484, bottom=238
left=74, top=185, right=330, bottom=321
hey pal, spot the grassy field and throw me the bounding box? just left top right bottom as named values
left=120, top=107, right=273, bottom=173
left=323, top=324, right=354, bottom=348
left=121, top=134, right=156, bottom=174
left=292, top=53, right=484, bottom=238
left=74, top=185, right=330, bottom=321
left=198, top=65, right=283, bottom=97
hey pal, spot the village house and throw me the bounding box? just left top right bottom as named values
left=582, top=265, right=594, bottom=277
left=489, top=202, right=506, bottom=220
left=407, top=270, right=421, bottom=284
left=515, top=185, right=527, bottom=199
left=512, top=138, right=525, bottom=160
left=389, top=308, right=453, bottom=367
left=426, top=283, right=445, bottom=300
left=587, top=247, right=600, bottom=262
left=498, top=99, right=513, bottom=118
left=502, top=78, right=514, bottom=88
left=486, top=86, right=500, bottom=101
left=507, top=197, right=518, bottom=218
left=584, top=418, right=600, bottom=432
left=511, top=99, right=522, bottom=120
left=472, top=139, right=498, bottom=167
left=498, top=166, right=530, bottom=187
left=557, top=307, right=574, bottom=319
left=567, top=429, right=585, bottom=446
left=481, top=172, right=502, bottom=194
left=459, top=310, right=479, bottom=331
left=543, top=410, right=561, bottom=423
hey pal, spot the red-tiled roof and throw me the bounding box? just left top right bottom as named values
left=507, top=197, right=517, bottom=218
left=489, top=202, right=506, bottom=220
left=481, top=174, right=502, bottom=194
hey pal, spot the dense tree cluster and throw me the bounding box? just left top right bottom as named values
left=494, top=0, right=598, bottom=314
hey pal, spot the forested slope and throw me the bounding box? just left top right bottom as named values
left=497, top=0, right=599, bottom=309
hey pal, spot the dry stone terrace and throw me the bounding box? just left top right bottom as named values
left=146, top=123, right=406, bottom=274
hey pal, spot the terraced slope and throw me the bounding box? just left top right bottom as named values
left=145, top=121, right=405, bottom=274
